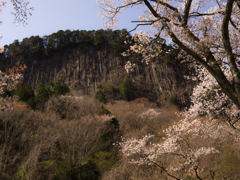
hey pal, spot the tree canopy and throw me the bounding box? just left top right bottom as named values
left=0, top=29, right=133, bottom=61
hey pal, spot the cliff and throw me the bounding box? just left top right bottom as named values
left=0, top=29, right=195, bottom=107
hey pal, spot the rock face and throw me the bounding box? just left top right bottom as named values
left=1, top=46, right=194, bottom=107
left=2, top=48, right=129, bottom=92
left=0, top=28, right=195, bottom=107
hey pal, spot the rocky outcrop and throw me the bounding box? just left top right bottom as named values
left=0, top=44, right=194, bottom=107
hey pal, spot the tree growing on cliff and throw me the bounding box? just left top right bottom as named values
left=97, top=0, right=240, bottom=109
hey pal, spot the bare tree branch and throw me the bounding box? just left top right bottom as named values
left=183, top=0, right=193, bottom=25
left=222, top=0, right=240, bottom=108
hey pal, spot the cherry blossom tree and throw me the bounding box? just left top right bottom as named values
left=185, top=64, right=240, bottom=131
left=0, top=0, right=33, bottom=110
left=116, top=108, right=240, bottom=179
left=97, top=0, right=240, bottom=109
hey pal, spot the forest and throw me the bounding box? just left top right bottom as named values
left=0, top=29, right=131, bottom=61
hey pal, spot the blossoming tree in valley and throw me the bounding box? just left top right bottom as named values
left=0, top=0, right=33, bottom=110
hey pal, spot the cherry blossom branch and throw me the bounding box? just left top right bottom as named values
left=149, top=0, right=180, bottom=16
left=132, top=152, right=182, bottom=179
left=10, top=0, right=34, bottom=26
left=235, top=0, right=240, bottom=9
left=230, top=18, right=240, bottom=32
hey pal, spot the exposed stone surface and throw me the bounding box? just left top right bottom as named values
left=0, top=46, right=194, bottom=107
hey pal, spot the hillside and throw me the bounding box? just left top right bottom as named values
left=0, top=29, right=195, bottom=107
left=0, top=29, right=240, bottom=180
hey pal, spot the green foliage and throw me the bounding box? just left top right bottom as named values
left=110, top=117, right=120, bottom=130
left=169, top=95, right=180, bottom=108
left=0, top=88, right=13, bottom=98
left=95, top=85, right=107, bottom=104
left=11, top=84, right=35, bottom=102
left=18, top=165, right=27, bottom=180
left=185, top=176, right=198, bottom=180
left=53, top=83, right=70, bottom=97
left=96, top=84, right=103, bottom=90
left=103, top=83, right=121, bottom=101
left=45, top=82, right=55, bottom=96
left=34, top=86, right=50, bottom=110
left=95, top=106, right=120, bottom=148
left=0, top=29, right=133, bottom=65
left=90, top=150, right=118, bottom=175
left=0, top=83, right=34, bottom=104
left=97, top=105, right=111, bottom=115
left=101, top=117, right=120, bottom=142
left=94, top=29, right=108, bottom=50
left=77, top=160, right=100, bottom=180
left=36, top=79, right=45, bottom=92
left=120, top=77, right=131, bottom=101
left=36, top=159, right=100, bottom=180
left=26, top=82, right=71, bottom=111
left=26, top=97, right=37, bottom=110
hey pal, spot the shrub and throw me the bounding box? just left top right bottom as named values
left=0, top=88, right=13, bottom=98
left=95, top=85, right=107, bottom=104
left=90, top=150, right=118, bottom=175
left=169, top=95, right=180, bottom=108
left=0, top=107, right=119, bottom=179
left=97, top=106, right=111, bottom=115
left=45, top=95, right=100, bottom=119
left=77, top=160, right=100, bottom=180
left=11, top=84, right=35, bottom=102
left=26, top=83, right=71, bottom=111
left=45, top=82, right=55, bottom=96
left=34, top=86, right=50, bottom=110
left=53, top=83, right=70, bottom=97
left=26, top=97, right=37, bottom=110
left=103, top=83, right=121, bottom=101
left=35, top=79, right=45, bottom=92
left=100, top=117, right=120, bottom=145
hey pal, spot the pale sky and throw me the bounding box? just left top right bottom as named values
left=0, top=0, right=147, bottom=46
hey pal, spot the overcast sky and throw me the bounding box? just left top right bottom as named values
left=0, top=0, right=147, bottom=46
